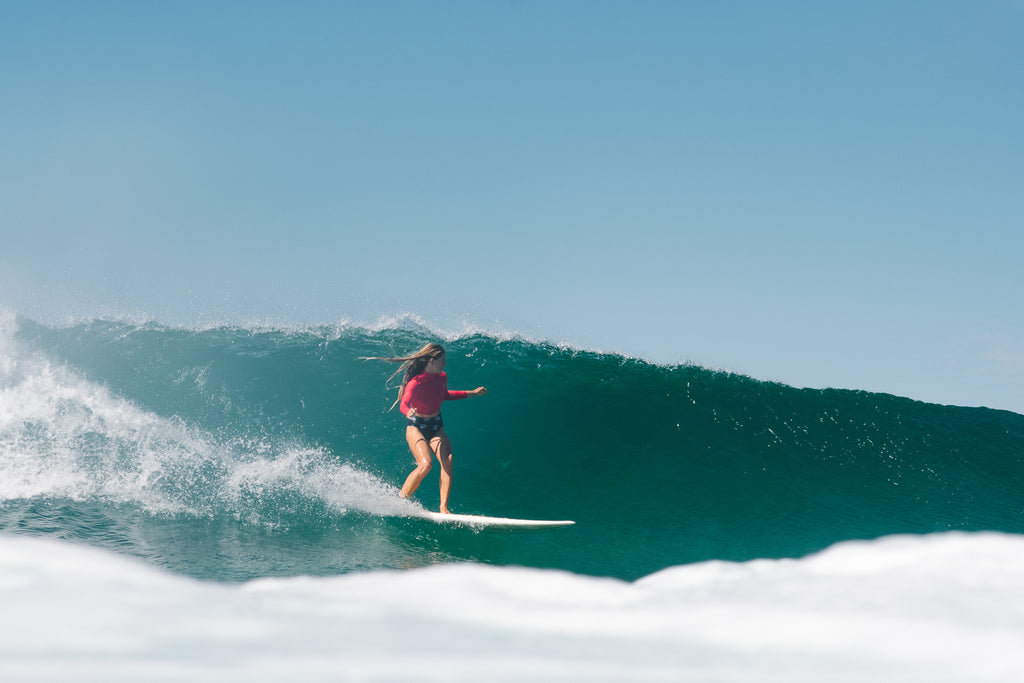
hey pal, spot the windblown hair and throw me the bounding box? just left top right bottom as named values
left=361, top=343, right=445, bottom=410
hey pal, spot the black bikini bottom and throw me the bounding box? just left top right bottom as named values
left=408, top=414, right=444, bottom=441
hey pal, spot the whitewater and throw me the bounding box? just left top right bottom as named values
left=3, top=532, right=1024, bottom=682
left=2, top=311, right=1023, bottom=681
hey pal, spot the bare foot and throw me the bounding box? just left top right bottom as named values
left=439, top=506, right=451, bottom=514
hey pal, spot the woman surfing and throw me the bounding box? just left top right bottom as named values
left=365, top=344, right=486, bottom=514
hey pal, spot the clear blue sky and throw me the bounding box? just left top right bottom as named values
left=2, top=1, right=1022, bottom=413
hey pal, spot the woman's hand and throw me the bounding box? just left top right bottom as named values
left=471, top=387, right=487, bottom=397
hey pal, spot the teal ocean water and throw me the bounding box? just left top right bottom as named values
left=4, top=314, right=1022, bottom=581
left=3, top=313, right=1024, bottom=680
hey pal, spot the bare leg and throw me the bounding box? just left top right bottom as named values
left=432, top=431, right=454, bottom=514
left=400, top=426, right=434, bottom=499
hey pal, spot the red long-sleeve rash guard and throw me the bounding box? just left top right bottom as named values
left=399, top=372, right=469, bottom=417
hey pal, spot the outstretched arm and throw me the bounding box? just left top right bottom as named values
left=445, top=386, right=487, bottom=401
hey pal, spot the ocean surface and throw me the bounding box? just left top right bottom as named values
left=2, top=312, right=1023, bottom=681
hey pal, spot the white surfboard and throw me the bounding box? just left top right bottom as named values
left=420, top=511, right=575, bottom=529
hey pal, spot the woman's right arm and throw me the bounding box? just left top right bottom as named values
left=399, top=375, right=419, bottom=416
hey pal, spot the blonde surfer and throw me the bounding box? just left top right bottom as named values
left=365, top=344, right=486, bottom=513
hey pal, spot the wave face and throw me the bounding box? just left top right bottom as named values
left=2, top=314, right=1023, bottom=581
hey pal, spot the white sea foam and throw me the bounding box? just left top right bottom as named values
left=1, top=531, right=1022, bottom=682
left=0, top=319, right=417, bottom=520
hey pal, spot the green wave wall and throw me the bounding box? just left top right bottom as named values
left=4, top=317, right=1022, bottom=581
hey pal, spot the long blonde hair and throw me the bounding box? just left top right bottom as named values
left=362, top=343, right=445, bottom=410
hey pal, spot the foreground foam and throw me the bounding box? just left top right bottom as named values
left=1, top=532, right=1021, bottom=682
